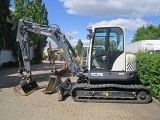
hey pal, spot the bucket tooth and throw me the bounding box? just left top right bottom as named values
left=42, top=75, right=62, bottom=94
left=13, top=80, right=38, bottom=96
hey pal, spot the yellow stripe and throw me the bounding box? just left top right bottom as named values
left=128, top=56, right=130, bottom=62
left=106, top=92, right=108, bottom=96
left=59, top=48, right=64, bottom=53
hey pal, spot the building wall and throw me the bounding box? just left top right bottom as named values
left=125, top=40, right=160, bottom=53
left=0, top=50, right=16, bottom=65
left=0, top=47, right=34, bottom=66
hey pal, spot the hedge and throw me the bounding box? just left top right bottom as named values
left=135, top=52, right=160, bottom=100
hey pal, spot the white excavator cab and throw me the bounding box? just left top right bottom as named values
left=87, top=26, right=137, bottom=81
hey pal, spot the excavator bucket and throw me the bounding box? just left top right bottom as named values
left=13, top=80, right=38, bottom=96
left=54, top=60, right=68, bottom=76
left=55, top=68, right=68, bottom=76
left=42, top=75, right=62, bottom=94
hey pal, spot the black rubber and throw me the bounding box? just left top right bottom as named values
left=71, top=83, right=152, bottom=104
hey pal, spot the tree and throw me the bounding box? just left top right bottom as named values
left=0, top=0, right=10, bottom=50
left=75, top=39, right=83, bottom=56
left=94, top=38, right=105, bottom=46
left=13, top=0, right=48, bottom=63
left=132, top=24, right=160, bottom=42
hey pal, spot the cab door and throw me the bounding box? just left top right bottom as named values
left=90, top=27, right=124, bottom=71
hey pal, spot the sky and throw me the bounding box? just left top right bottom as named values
left=10, top=0, right=160, bottom=48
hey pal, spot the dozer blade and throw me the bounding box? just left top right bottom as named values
left=13, top=80, right=38, bottom=96
left=42, top=75, right=62, bottom=94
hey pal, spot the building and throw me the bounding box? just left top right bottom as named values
left=125, top=40, right=160, bottom=53
left=0, top=9, right=34, bottom=66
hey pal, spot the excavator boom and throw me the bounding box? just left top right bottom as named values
left=14, top=19, right=86, bottom=95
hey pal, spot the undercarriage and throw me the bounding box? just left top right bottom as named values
left=57, top=78, right=152, bottom=104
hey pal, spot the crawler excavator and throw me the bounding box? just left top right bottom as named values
left=14, top=19, right=152, bottom=103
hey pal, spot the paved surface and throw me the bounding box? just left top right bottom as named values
left=0, top=60, right=160, bottom=120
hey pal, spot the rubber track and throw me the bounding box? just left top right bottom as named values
left=71, top=83, right=152, bottom=104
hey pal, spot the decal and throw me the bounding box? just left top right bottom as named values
left=91, top=73, right=103, bottom=76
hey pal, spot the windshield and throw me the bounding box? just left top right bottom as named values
left=93, top=27, right=124, bottom=51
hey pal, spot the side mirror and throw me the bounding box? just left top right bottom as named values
left=86, top=27, right=93, bottom=40
left=87, top=33, right=93, bottom=40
